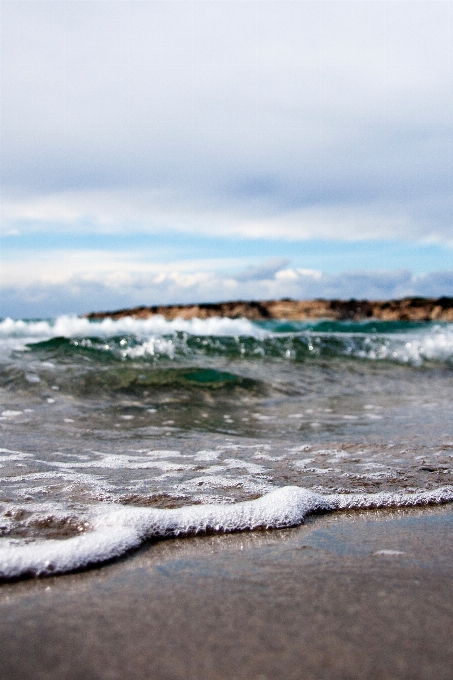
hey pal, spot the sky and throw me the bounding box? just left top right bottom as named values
left=1, top=0, right=452, bottom=318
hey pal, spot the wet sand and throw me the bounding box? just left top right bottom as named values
left=0, top=506, right=452, bottom=680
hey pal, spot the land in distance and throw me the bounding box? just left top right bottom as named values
left=85, top=296, right=453, bottom=322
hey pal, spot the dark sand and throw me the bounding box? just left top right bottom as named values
left=1, top=506, right=452, bottom=680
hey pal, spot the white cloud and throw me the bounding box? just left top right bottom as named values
left=3, top=188, right=451, bottom=244
left=1, top=249, right=256, bottom=288
left=2, top=260, right=452, bottom=319
left=276, top=269, right=322, bottom=281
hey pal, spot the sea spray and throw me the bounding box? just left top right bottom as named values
left=1, top=315, right=453, bottom=365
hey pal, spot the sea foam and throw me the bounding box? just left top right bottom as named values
left=1, top=315, right=452, bottom=365
left=1, top=485, right=452, bottom=579
left=0, top=315, right=265, bottom=340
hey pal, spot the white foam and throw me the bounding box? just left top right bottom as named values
left=224, top=458, right=267, bottom=474
left=51, top=453, right=192, bottom=472
left=0, top=314, right=265, bottom=340
left=0, top=449, right=33, bottom=461
left=1, top=316, right=453, bottom=365
left=325, top=486, right=453, bottom=510
left=349, top=325, right=453, bottom=365
left=1, top=485, right=452, bottom=579
left=373, top=550, right=405, bottom=556
left=193, top=450, right=222, bottom=462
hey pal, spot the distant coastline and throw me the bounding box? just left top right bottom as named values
left=85, top=296, right=453, bottom=322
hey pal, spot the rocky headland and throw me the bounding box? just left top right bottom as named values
left=85, top=296, right=453, bottom=322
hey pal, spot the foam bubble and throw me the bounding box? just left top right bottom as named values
left=348, top=325, right=453, bottom=365
left=51, top=453, right=192, bottom=472
left=1, top=485, right=452, bottom=579
left=0, top=315, right=264, bottom=340
left=1, top=316, right=452, bottom=365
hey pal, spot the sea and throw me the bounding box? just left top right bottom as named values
left=1, top=314, right=453, bottom=578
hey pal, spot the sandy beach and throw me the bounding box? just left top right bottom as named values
left=1, top=505, right=452, bottom=680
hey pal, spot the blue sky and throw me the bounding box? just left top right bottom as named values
left=1, top=1, right=452, bottom=317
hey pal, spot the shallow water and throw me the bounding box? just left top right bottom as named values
left=1, top=315, right=452, bottom=576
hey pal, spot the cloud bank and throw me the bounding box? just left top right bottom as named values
left=2, top=262, right=453, bottom=319
left=2, top=1, right=452, bottom=242
left=2, top=2, right=452, bottom=318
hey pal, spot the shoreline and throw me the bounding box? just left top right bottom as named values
left=85, top=295, right=453, bottom=322
left=1, top=505, right=452, bottom=680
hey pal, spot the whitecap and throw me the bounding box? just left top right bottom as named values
left=0, top=314, right=265, bottom=341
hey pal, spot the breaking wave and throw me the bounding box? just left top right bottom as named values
left=0, top=315, right=264, bottom=340
left=1, top=315, right=452, bottom=366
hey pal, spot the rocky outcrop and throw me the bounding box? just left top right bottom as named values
left=85, top=297, right=453, bottom=322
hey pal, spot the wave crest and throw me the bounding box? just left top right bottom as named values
left=1, top=315, right=453, bottom=366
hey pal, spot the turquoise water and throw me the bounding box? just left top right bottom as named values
left=0, top=314, right=452, bottom=575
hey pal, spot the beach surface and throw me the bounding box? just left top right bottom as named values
left=1, top=505, right=452, bottom=680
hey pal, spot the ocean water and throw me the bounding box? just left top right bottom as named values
left=1, top=315, right=452, bottom=578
